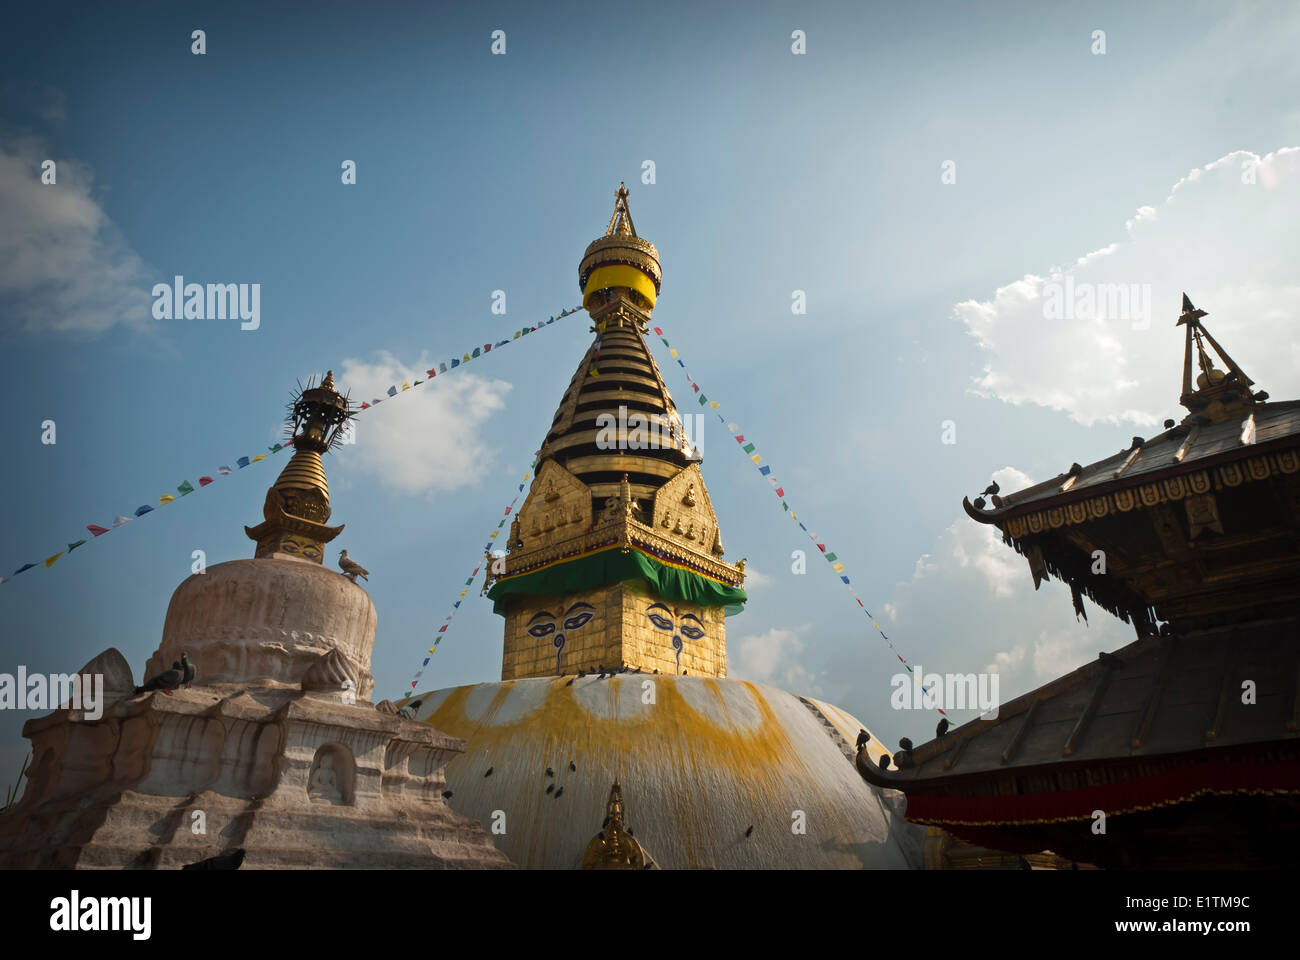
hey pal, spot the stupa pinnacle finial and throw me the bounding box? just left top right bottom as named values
left=245, top=372, right=352, bottom=563
left=1176, top=295, right=1261, bottom=422
left=605, top=182, right=637, bottom=238
left=579, top=184, right=661, bottom=313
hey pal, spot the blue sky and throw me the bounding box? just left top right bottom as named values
left=2, top=0, right=1299, bottom=781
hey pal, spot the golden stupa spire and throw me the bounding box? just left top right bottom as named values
left=605, top=182, right=637, bottom=237
left=579, top=183, right=661, bottom=313
left=245, top=371, right=353, bottom=564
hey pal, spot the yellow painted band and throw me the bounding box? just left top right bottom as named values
left=583, top=264, right=657, bottom=308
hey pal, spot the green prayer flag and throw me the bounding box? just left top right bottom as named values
left=825, top=552, right=837, bottom=562
left=742, top=443, right=756, bottom=454
left=177, top=480, right=195, bottom=496
left=67, top=539, right=87, bottom=552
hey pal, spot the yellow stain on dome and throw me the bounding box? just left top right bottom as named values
left=424, top=677, right=844, bottom=869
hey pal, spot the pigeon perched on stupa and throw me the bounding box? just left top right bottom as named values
left=179, top=652, right=196, bottom=689
left=338, top=549, right=370, bottom=582
left=134, top=660, right=184, bottom=696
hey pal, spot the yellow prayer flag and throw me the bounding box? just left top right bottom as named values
left=458, top=589, right=467, bottom=598
left=750, top=454, right=762, bottom=465
left=523, top=473, right=531, bottom=483
left=251, top=454, right=267, bottom=463
left=45, top=552, right=63, bottom=569
left=402, top=380, right=410, bottom=390
left=489, top=530, right=498, bottom=538
left=670, top=349, right=678, bottom=358
left=428, top=648, right=437, bottom=654
left=832, top=562, right=844, bottom=572
left=463, top=354, right=471, bottom=363
left=159, top=494, right=176, bottom=505
left=709, top=401, right=720, bottom=410
left=590, top=368, right=600, bottom=378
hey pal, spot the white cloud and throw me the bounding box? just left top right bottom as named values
left=741, top=565, right=773, bottom=589
left=955, top=147, right=1300, bottom=426
left=334, top=352, right=512, bottom=498
left=0, top=133, right=153, bottom=335
left=948, top=519, right=1021, bottom=599
left=729, top=625, right=820, bottom=696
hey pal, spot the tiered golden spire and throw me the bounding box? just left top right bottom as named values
left=245, top=371, right=353, bottom=564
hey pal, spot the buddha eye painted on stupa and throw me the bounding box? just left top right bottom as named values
left=645, top=602, right=705, bottom=674
left=526, top=601, right=596, bottom=673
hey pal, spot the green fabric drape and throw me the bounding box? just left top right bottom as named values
left=486, top=546, right=747, bottom=616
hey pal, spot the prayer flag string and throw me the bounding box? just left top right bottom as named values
left=649, top=324, right=949, bottom=719
left=398, top=458, right=541, bottom=697
left=1, top=306, right=582, bottom=589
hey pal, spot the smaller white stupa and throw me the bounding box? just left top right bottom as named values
left=0, top=373, right=510, bottom=869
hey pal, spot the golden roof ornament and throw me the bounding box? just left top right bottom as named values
left=581, top=781, right=651, bottom=869
left=245, top=371, right=354, bottom=564
left=1176, top=295, right=1263, bottom=423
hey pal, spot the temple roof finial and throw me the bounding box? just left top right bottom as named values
left=1176, top=295, right=1260, bottom=422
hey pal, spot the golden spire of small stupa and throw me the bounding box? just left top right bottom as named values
left=245, top=371, right=353, bottom=564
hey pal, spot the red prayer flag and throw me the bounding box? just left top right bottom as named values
left=199, top=476, right=214, bottom=487
left=817, top=544, right=827, bottom=552
left=653, top=327, right=662, bottom=335
left=438, top=624, right=448, bottom=633
left=734, top=435, right=745, bottom=443
left=87, top=524, right=109, bottom=536
left=775, top=487, right=784, bottom=496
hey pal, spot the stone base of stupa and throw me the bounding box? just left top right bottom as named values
left=0, top=557, right=512, bottom=869
left=0, top=674, right=512, bottom=869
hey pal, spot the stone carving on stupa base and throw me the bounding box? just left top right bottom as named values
left=308, top=744, right=354, bottom=805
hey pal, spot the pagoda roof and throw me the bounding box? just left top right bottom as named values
left=852, top=613, right=1300, bottom=822
left=964, top=399, right=1300, bottom=526
left=855, top=616, right=1300, bottom=826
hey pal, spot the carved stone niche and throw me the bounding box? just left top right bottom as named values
left=307, top=743, right=356, bottom=805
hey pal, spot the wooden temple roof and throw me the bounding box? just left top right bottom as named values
left=963, top=399, right=1300, bottom=527
left=856, top=616, right=1300, bottom=825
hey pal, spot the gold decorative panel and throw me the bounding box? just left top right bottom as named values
left=515, top=460, right=594, bottom=553
left=652, top=463, right=726, bottom=559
